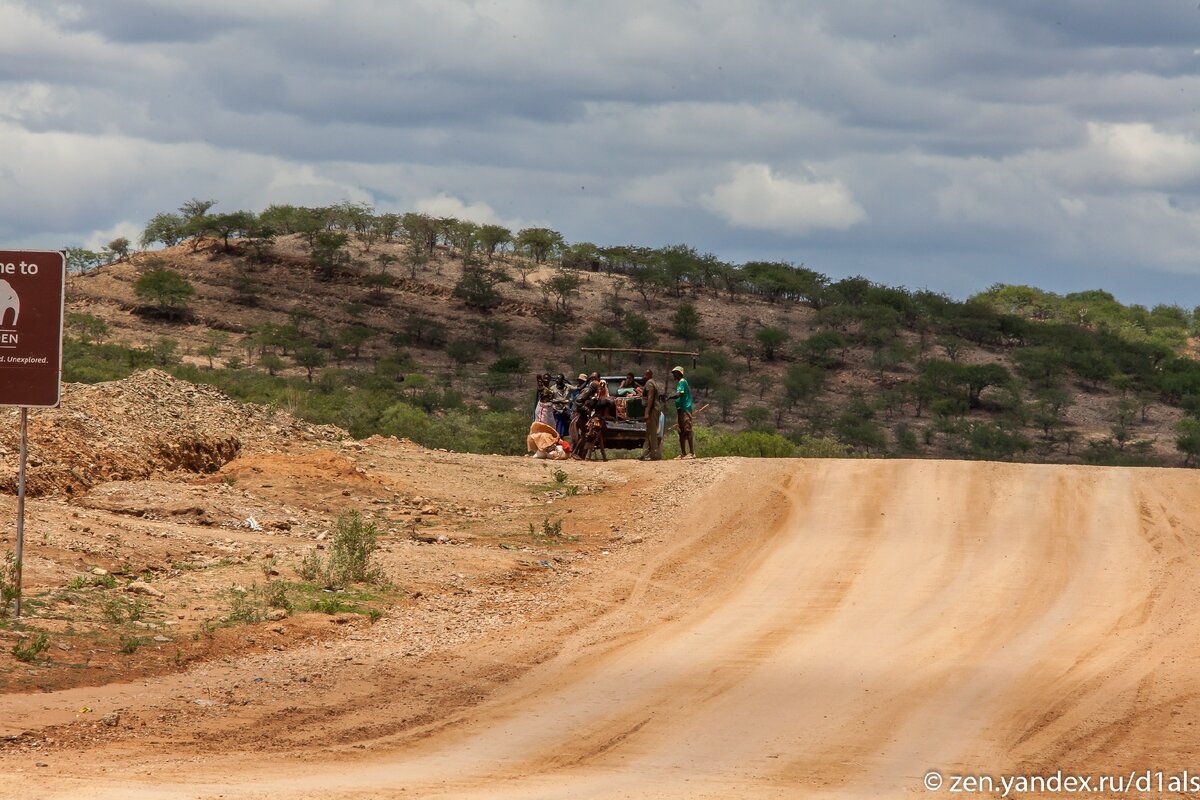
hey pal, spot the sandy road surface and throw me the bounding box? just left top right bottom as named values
left=23, top=458, right=1200, bottom=799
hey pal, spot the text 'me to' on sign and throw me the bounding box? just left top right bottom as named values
left=0, top=250, right=66, bottom=408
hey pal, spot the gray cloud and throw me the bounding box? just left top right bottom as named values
left=32, top=0, right=243, bottom=44
left=2, top=0, right=1200, bottom=304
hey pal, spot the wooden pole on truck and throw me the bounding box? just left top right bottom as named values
left=579, top=347, right=700, bottom=370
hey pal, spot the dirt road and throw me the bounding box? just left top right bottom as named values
left=21, top=458, right=1200, bottom=798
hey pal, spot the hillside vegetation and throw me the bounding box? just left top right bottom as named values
left=60, top=200, right=1200, bottom=466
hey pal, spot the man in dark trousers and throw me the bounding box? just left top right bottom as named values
left=666, top=365, right=696, bottom=459
left=639, top=369, right=664, bottom=461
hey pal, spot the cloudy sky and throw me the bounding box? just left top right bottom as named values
left=3, top=1, right=1200, bottom=305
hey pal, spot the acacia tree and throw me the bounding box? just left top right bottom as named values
left=656, top=244, right=701, bottom=297
left=539, top=308, right=572, bottom=339
left=1176, top=419, right=1200, bottom=466
left=579, top=324, right=622, bottom=349
left=67, top=312, right=108, bottom=344
left=783, top=364, right=824, bottom=410
left=312, top=231, right=351, bottom=280
left=363, top=270, right=395, bottom=301
left=292, top=207, right=328, bottom=248
left=672, top=303, right=701, bottom=342
left=513, top=257, right=540, bottom=286
left=324, top=201, right=372, bottom=234
left=755, top=326, right=789, bottom=361
left=713, top=386, right=736, bottom=421
left=376, top=213, right=402, bottom=243
left=104, top=237, right=132, bottom=263
left=141, top=213, right=187, bottom=248
left=624, top=313, right=657, bottom=350
left=357, top=219, right=381, bottom=252
left=134, top=268, right=194, bottom=319
left=293, top=346, right=326, bottom=382
left=179, top=199, right=218, bottom=250
left=541, top=270, right=581, bottom=313
left=257, top=204, right=305, bottom=234
left=64, top=247, right=106, bottom=274
left=338, top=325, right=376, bottom=360
left=401, top=213, right=439, bottom=255
left=561, top=242, right=601, bottom=271
left=734, top=340, right=756, bottom=372
left=446, top=337, right=481, bottom=370
left=241, top=216, right=276, bottom=264
left=149, top=337, right=180, bottom=366
left=479, top=319, right=512, bottom=351
left=453, top=265, right=511, bottom=309
left=198, top=330, right=229, bottom=369
left=179, top=198, right=217, bottom=218
left=961, top=363, right=1011, bottom=408
left=478, top=224, right=512, bottom=261
left=515, top=227, right=563, bottom=264
left=204, top=211, right=256, bottom=252
left=628, top=261, right=667, bottom=310
left=447, top=220, right=479, bottom=263
left=260, top=353, right=284, bottom=376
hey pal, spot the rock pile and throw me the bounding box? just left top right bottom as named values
left=0, top=370, right=344, bottom=496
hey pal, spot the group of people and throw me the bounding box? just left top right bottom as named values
left=532, top=366, right=696, bottom=461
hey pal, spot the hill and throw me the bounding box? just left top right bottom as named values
left=59, top=205, right=1200, bottom=466
left=0, top=208, right=1198, bottom=794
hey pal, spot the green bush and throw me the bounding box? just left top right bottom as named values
left=790, top=434, right=853, bottom=458
left=377, top=402, right=527, bottom=455
left=0, top=552, right=18, bottom=619
left=295, top=512, right=388, bottom=590
left=224, top=585, right=264, bottom=624
left=579, top=324, right=622, bottom=349
left=895, top=424, right=922, bottom=455
left=328, top=511, right=381, bottom=586
left=1176, top=419, right=1200, bottom=467
left=704, top=430, right=796, bottom=457
left=298, top=549, right=324, bottom=582
left=665, top=427, right=847, bottom=459
left=755, top=326, right=789, bottom=360
left=12, top=632, right=49, bottom=662
left=119, top=635, right=145, bottom=655
left=966, top=422, right=1031, bottom=461
left=63, top=339, right=152, bottom=383
left=309, top=595, right=359, bottom=615
left=102, top=595, right=147, bottom=623
left=488, top=354, right=528, bottom=374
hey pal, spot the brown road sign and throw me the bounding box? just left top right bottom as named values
left=0, top=250, right=66, bottom=408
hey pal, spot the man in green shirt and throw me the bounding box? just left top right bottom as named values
left=667, top=366, right=696, bottom=459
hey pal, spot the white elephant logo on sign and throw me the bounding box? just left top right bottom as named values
left=0, top=279, right=17, bottom=328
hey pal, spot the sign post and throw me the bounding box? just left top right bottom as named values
left=0, top=251, right=66, bottom=617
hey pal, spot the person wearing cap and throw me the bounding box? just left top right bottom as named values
left=567, top=373, right=587, bottom=413
left=567, top=373, right=589, bottom=450
left=666, top=366, right=696, bottom=459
